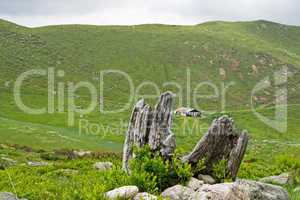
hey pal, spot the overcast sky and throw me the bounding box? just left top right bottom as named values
left=0, top=0, right=299, bottom=27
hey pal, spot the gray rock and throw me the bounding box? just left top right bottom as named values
left=0, top=192, right=27, bottom=200
left=162, top=185, right=195, bottom=200
left=134, top=192, right=157, bottom=200
left=187, top=177, right=204, bottom=191
left=190, top=182, right=235, bottom=200
left=55, top=169, right=79, bottom=175
left=198, top=174, right=216, bottom=184
left=93, top=162, right=113, bottom=171
left=1, top=157, right=17, bottom=164
left=260, top=173, right=290, bottom=185
left=105, top=186, right=139, bottom=199
left=232, top=179, right=289, bottom=200
left=293, top=186, right=300, bottom=193
left=73, top=150, right=92, bottom=158
left=191, top=179, right=289, bottom=200
left=27, top=161, right=48, bottom=167
left=0, top=157, right=17, bottom=169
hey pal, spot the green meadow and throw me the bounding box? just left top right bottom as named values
left=0, top=19, right=300, bottom=199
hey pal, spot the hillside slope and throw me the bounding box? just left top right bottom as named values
left=0, top=19, right=299, bottom=149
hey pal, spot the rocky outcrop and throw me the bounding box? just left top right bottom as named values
left=105, top=186, right=139, bottom=199
left=106, top=179, right=288, bottom=200
left=190, top=179, right=289, bottom=200
left=160, top=179, right=289, bottom=200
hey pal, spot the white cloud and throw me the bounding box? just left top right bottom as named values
left=0, top=0, right=299, bottom=27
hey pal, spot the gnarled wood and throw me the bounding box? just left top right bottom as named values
left=122, top=92, right=175, bottom=173
left=182, top=116, right=248, bottom=180
left=122, top=99, right=150, bottom=173
left=148, top=92, right=176, bottom=158
left=122, top=93, right=248, bottom=180
left=228, top=130, right=249, bottom=180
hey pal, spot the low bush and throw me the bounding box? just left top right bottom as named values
left=212, top=159, right=231, bottom=182
left=129, top=145, right=192, bottom=193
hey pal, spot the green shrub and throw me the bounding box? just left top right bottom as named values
left=275, top=154, right=300, bottom=171
left=129, top=145, right=192, bottom=193
left=212, top=159, right=231, bottom=182
left=195, top=158, right=206, bottom=174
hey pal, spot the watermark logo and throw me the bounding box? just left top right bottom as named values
left=251, top=66, right=288, bottom=133
left=12, top=66, right=288, bottom=133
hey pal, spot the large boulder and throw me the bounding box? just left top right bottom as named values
left=232, top=180, right=289, bottom=200
left=93, top=162, right=113, bottom=171
left=190, top=182, right=236, bottom=199
left=134, top=192, right=157, bottom=200
left=161, top=185, right=195, bottom=200
left=260, top=173, right=291, bottom=185
left=0, top=192, right=27, bottom=200
left=191, top=179, right=289, bottom=200
left=105, top=186, right=139, bottom=199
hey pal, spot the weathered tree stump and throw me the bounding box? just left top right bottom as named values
left=122, top=92, right=175, bottom=173
left=122, top=92, right=248, bottom=180
left=182, top=116, right=249, bottom=180
left=148, top=92, right=176, bottom=158
left=122, top=99, right=152, bottom=173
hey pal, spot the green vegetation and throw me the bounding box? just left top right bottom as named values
left=0, top=19, right=299, bottom=199
left=212, top=159, right=231, bottom=182
left=129, top=145, right=192, bottom=193
left=0, top=142, right=300, bottom=199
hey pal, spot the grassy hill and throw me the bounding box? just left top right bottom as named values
left=0, top=19, right=300, bottom=199
left=0, top=19, right=299, bottom=148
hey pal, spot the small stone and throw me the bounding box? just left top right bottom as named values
left=0, top=144, right=9, bottom=149
left=187, top=177, right=204, bottom=191
left=55, top=169, right=78, bottom=175
left=198, top=174, right=216, bottom=184
left=0, top=192, right=27, bottom=200
left=293, top=186, right=300, bottom=193
left=73, top=150, right=92, bottom=158
left=0, top=157, right=17, bottom=169
left=162, top=185, right=195, bottom=200
left=93, top=162, right=113, bottom=171
left=260, top=173, right=290, bottom=185
left=134, top=192, right=157, bottom=200
left=1, top=157, right=17, bottom=164
left=27, top=161, right=48, bottom=167
left=105, top=186, right=139, bottom=199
